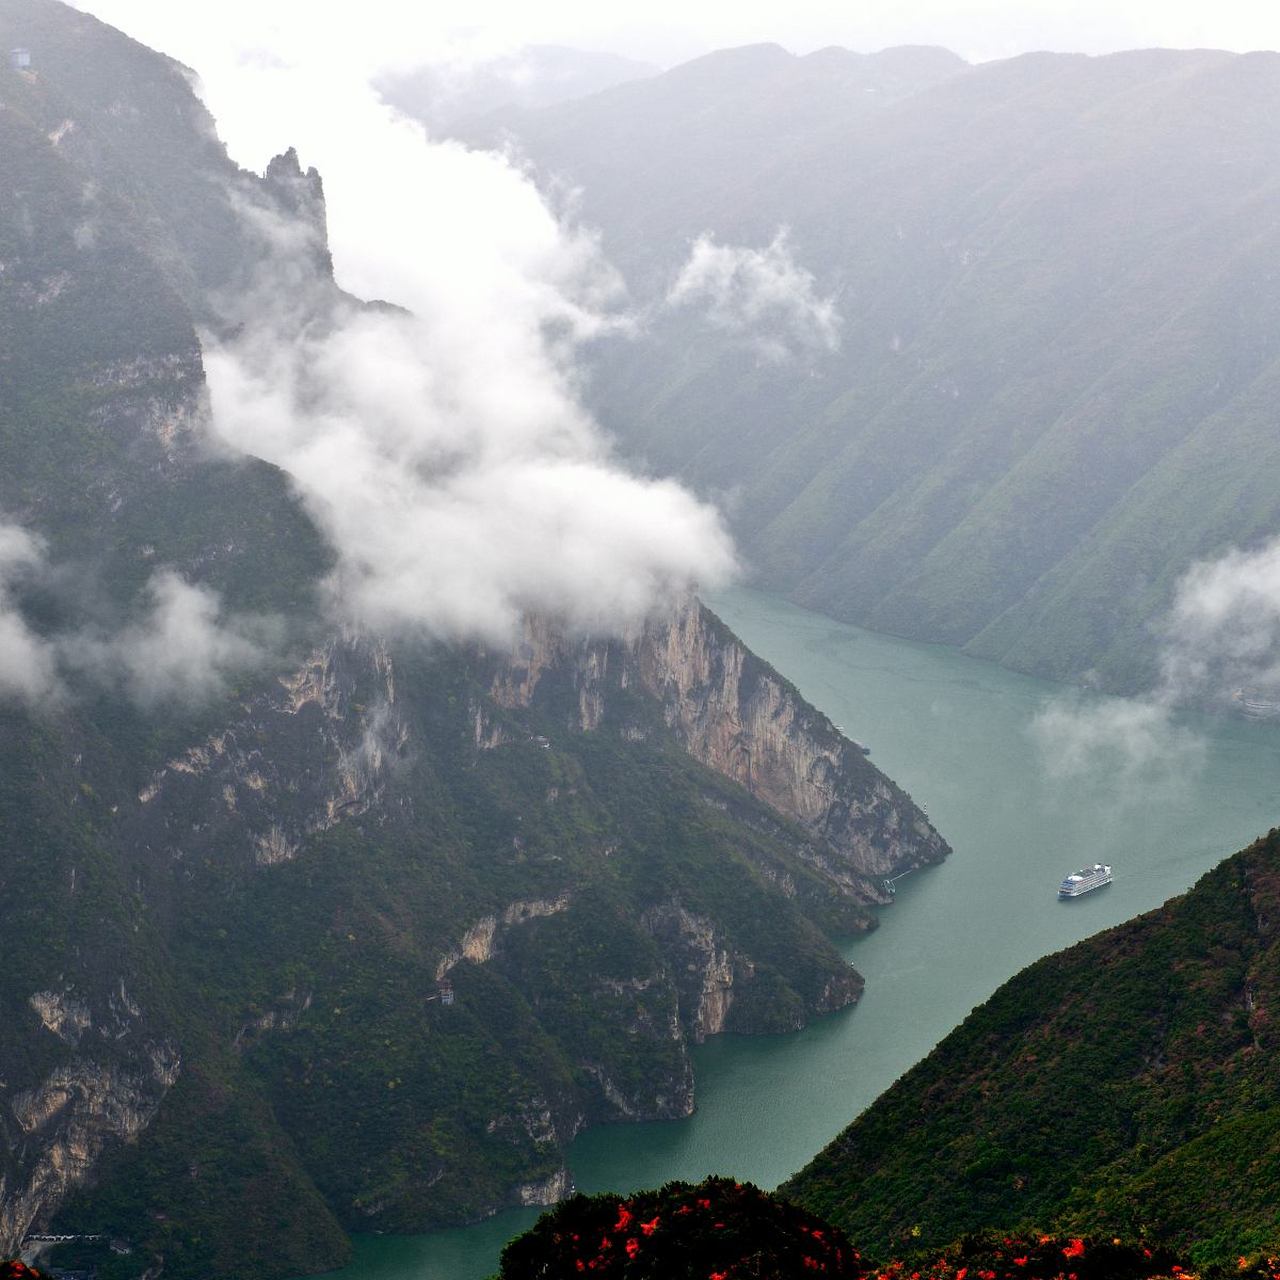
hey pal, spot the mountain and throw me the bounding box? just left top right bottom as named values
left=461, top=46, right=1280, bottom=693
left=377, top=45, right=658, bottom=132
left=3, top=605, right=944, bottom=1280
left=0, top=5, right=948, bottom=1277
left=784, top=827, right=1280, bottom=1271
left=453, top=42, right=968, bottom=286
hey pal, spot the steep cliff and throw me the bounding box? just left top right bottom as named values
left=0, top=1012, right=179, bottom=1257
left=0, top=22, right=329, bottom=616
left=490, top=599, right=947, bottom=900
left=0, top=6, right=951, bottom=1278
left=0, top=602, right=947, bottom=1276
left=6, top=616, right=944, bottom=1280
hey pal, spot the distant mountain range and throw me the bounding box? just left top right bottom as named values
left=461, top=44, right=1280, bottom=693
left=377, top=44, right=658, bottom=132
left=8, top=6, right=1280, bottom=1277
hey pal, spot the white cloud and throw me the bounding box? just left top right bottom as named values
left=165, top=18, right=738, bottom=645
left=1032, top=535, right=1280, bottom=780
left=0, top=523, right=275, bottom=711
left=1159, top=535, right=1280, bottom=707
left=1030, top=694, right=1203, bottom=788
left=0, top=525, right=62, bottom=706
left=205, top=284, right=736, bottom=644
left=666, top=230, right=841, bottom=363
left=63, top=571, right=279, bottom=708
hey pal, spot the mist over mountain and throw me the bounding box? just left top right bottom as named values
left=0, top=3, right=954, bottom=1276
left=5, top=1, right=1280, bottom=1278
left=376, top=45, right=658, bottom=132
left=462, top=45, right=1280, bottom=695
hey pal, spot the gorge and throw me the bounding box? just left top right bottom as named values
left=6, top=3, right=1280, bottom=1278
left=322, top=585, right=1280, bottom=1280
left=0, top=6, right=947, bottom=1277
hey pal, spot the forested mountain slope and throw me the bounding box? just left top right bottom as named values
left=0, top=5, right=948, bottom=1278
left=465, top=47, right=1280, bottom=691
left=786, top=828, right=1280, bottom=1271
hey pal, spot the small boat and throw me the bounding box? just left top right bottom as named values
left=1058, top=863, right=1112, bottom=898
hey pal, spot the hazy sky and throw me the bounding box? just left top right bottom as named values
left=75, top=0, right=1280, bottom=72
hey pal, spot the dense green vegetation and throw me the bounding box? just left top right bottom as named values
left=39, top=634, right=893, bottom=1280
left=786, top=828, right=1280, bottom=1272
left=0, top=7, right=943, bottom=1279
left=462, top=46, right=1280, bottom=692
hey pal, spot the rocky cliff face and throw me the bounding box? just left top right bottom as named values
left=0, top=984, right=179, bottom=1258
left=122, top=632, right=407, bottom=878
left=0, top=605, right=949, bottom=1272
left=490, top=597, right=948, bottom=900
left=0, top=6, right=951, bottom=1276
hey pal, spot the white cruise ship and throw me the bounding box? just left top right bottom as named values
left=1058, top=863, right=1112, bottom=898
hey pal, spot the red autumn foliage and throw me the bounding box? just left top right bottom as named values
left=494, top=1180, right=1233, bottom=1280
left=497, top=1177, right=864, bottom=1278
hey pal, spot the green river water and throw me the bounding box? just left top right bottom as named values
left=324, top=586, right=1280, bottom=1280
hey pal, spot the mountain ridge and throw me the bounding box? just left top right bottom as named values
left=462, top=44, right=1280, bottom=694
left=0, top=5, right=950, bottom=1276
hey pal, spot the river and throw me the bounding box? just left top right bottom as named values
left=323, top=585, right=1280, bottom=1280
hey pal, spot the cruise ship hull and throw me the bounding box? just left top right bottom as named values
left=1058, top=864, right=1113, bottom=898
left=1058, top=880, right=1112, bottom=898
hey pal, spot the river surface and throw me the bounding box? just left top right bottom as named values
left=324, top=586, right=1280, bottom=1280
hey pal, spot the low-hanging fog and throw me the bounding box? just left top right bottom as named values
left=1032, top=540, right=1280, bottom=784
left=32, top=0, right=1280, bottom=729
left=0, top=524, right=279, bottom=708
left=71, top=0, right=741, bottom=657
left=665, top=231, right=842, bottom=363
left=204, top=156, right=737, bottom=644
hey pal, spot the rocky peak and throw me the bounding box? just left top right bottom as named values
left=262, top=146, right=334, bottom=278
